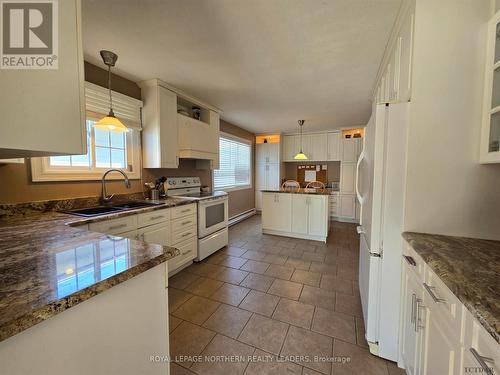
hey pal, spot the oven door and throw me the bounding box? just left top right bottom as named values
left=198, top=197, right=228, bottom=238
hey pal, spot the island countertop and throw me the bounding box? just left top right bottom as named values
left=261, top=188, right=333, bottom=195
left=402, top=232, right=500, bottom=343
left=0, top=197, right=191, bottom=343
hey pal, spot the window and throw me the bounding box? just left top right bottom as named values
left=214, top=133, right=252, bottom=190
left=31, top=82, right=142, bottom=181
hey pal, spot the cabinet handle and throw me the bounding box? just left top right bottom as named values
left=108, top=223, right=127, bottom=230
left=414, top=298, right=425, bottom=332
left=181, top=250, right=191, bottom=256
left=181, top=209, right=191, bottom=213
left=181, top=220, right=192, bottom=225
left=423, top=283, right=446, bottom=303
left=469, top=348, right=494, bottom=375
left=403, top=255, right=416, bottom=266
left=410, top=293, right=416, bottom=324
left=181, top=232, right=192, bottom=238
left=150, top=215, right=164, bottom=220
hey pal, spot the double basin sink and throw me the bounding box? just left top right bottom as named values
left=65, top=201, right=163, bottom=217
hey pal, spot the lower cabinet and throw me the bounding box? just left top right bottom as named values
left=329, top=193, right=359, bottom=222
left=400, top=245, right=500, bottom=375
left=262, top=193, right=292, bottom=232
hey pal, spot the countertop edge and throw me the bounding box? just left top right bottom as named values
left=402, top=232, right=500, bottom=344
left=0, top=247, right=179, bottom=343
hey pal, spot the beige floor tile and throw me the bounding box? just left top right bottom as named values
left=332, top=340, right=389, bottom=375
left=264, top=264, right=294, bottom=280
left=169, top=288, right=194, bottom=312
left=291, top=269, right=321, bottom=287
left=191, top=334, right=255, bottom=375
left=225, top=246, right=247, bottom=257
left=215, top=267, right=249, bottom=284
left=218, top=255, right=248, bottom=269
left=267, top=279, right=303, bottom=300
left=170, top=314, right=183, bottom=333
left=169, top=321, right=216, bottom=369
left=187, top=263, right=224, bottom=278
left=272, top=298, right=315, bottom=329
left=263, top=254, right=288, bottom=265
left=171, top=362, right=196, bottom=374
left=241, top=250, right=267, bottom=261
left=336, top=264, right=358, bottom=280
left=281, top=325, right=332, bottom=374
left=319, top=275, right=353, bottom=295
left=210, top=283, right=250, bottom=306
left=169, top=272, right=200, bottom=290
left=355, top=316, right=369, bottom=348
left=302, top=252, right=326, bottom=263
left=335, top=292, right=363, bottom=317
left=239, top=273, right=275, bottom=292
left=203, top=304, right=252, bottom=339
left=311, top=307, right=356, bottom=343
left=284, top=257, right=311, bottom=271
left=185, top=277, right=223, bottom=297
left=309, top=262, right=337, bottom=276
left=240, top=259, right=271, bottom=274
left=172, top=295, right=221, bottom=325
left=299, top=285, right=335, bottom=311
left=238, top=314, right=289, bottom=355
left=244, top=349, right=302, bottom=375
left=302, top=368, right=324, bottom=375
left=239, top=290, right=280, bottom=316
left=280, top=248, right=304, bottom=258
left=387, top=361, right=406, bottom=375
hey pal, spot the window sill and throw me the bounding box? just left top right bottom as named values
left=214, top=185, right=252, bottom=192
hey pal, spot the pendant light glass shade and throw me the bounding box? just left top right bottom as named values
left=294, top=119, right=308, bottom=160
left=94, top=50, right=128, bottom=133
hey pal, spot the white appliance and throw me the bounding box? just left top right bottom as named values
left=356, top=102, right=409, bottom=361
left=165, top=177, right=228, bottom=261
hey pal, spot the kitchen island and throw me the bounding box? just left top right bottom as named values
left=261, top=189, right=330, bottom=242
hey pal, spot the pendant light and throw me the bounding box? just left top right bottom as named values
left=93, top=50, right=129, bottom=133
left=294, top=120, right=308, bottom=160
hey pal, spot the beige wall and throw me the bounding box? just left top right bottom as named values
left=403, top=0, right=500, bottom=240
left=219, top=119, right=256, bottom=218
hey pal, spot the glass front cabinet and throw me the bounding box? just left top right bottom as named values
left=480, top=10, right=500, bottom=163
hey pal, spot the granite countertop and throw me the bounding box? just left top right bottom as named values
left=403, top=232, right=500, bottom=343
left=0, top=197, right=193, bottom=343
left=261, top=188, right=332, bottom=195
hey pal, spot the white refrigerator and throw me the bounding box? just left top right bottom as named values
left=356, top=102, right=409, bottom=362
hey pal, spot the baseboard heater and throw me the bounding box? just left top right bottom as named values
left=228, top=209, right=256, bottom=227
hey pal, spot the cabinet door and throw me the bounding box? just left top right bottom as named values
left=341, top=138, right=359, bottom=162
left=268, top=143, right=280, bottom=163
left=291, top=195, right=308, bottom=234
left=255, top=163, right=267, bottom=211
left=340, top=162, right=356, bottom=194
left=137, top=222, right=171, bottom=246
left=339, top=195, right=356, bottom=219
left=256, top=144, right=266, bottom=164
left=327, top=132, right=341, bottom=161
left=262, top=193, right=292, bottom=232
left=307, top=196, right=327, bottom=237
left=282, top=135, right=296, bottom=161
left=399, top=12, right=414, bottom=102
left=301, top=134, right=312, bottom=160
left=309, top=134, right=328, bottom=161
left=0, top=0, right=85, bottom=158
left=266, top=163, right=280, bottom=190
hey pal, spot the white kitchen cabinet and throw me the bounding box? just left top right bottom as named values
left=291, top=195, right=328, bottom=238
left=300, top=134, right=312, bottom=160
left=340, top=162, right=356, bottom=194
left=398, top=12, right=414, bottom=102
left=282, top=135, right=297, bottom=161
left=136, top=222, right=171, bottom=247
left=0, top=0, right=85, bottom=159
left=178, top=112, right=219, bottom=161
left=327, top=132, right=341, bottom=161
left=256, top=143, right=280, bottom=164
left=339, top=194, right=356, bottom=219
left=480, top=9, right=500, bottom=163
left=291, top=195, right=309, bottom=235
left=341, top=138, right=361, bottom=162
left=261, top=193, right=292, bottom=232
left=140, top=82, right=179, bottom=168
left=307, top=134, right=328, bottom=161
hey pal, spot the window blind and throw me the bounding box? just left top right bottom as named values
left=214, top=136, right=251, bottom=189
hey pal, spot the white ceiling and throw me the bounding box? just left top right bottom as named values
left=82, top=0, right=401, bottom=134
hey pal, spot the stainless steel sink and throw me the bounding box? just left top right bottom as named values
left=64, top=201, right=163, bottom=217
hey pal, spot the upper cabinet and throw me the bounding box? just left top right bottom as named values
left=480, top=10, right=500, bottom=163
left=307, top=134, right=328, bottom=161
left=374, top=2, right=414, bottom=104
left=0, top=0, right=85, bottom=158
left=327, top=132, right=341, bottom=161
left=256, top=142, right=280, bottom=164
left=281, top=131, right=342, bottom=162
left=282, top=135, right=298, bottom=161
left=139, top=79, right=221, bottom=169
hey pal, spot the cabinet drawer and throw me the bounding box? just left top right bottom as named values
left=89, top=216, right=137, bottom=235
left=330, top=195, right=338, bottom=204
left=172, top=214, right=197, bottom=233
left=171, top=203, right=197, bottom=220
left=402, top=244, right=424, bottom=279
left=172, top=225, right=197, bottom=245
left=137, top=208, right=170, bottom=228
left=168, top=237, right=197, bottom=272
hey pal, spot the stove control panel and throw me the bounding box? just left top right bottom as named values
left=165, top=177, right=201, bottom=189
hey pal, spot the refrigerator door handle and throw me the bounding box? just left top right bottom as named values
left=355, top=150, right=366, bottom=204
left=356, top=225, right=365, bottom=234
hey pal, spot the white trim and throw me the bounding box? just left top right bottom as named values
left=84, top=82, right=143, bottom=130
left=228, top=209, right=256, bottom=226
left=219, top=131, right=253, bottom=145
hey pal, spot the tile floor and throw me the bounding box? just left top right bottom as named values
left=168, top=215, right=405, bottom=375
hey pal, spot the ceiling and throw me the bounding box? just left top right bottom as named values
left=82, top=0, right=401, bottom=134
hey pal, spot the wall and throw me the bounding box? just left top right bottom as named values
left=403, top=0, right=500, bottom=240
left=219, top=119, right=256, bottom=218
left=283, top=161, right=341, bottom=185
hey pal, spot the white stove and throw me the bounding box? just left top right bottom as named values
left=165, top=177, right=228, bottom=261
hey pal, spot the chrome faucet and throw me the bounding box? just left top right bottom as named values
left=101, top=169, right=131, bottom=203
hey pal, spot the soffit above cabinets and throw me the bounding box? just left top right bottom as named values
left=82, top=0, right=401, bottom=134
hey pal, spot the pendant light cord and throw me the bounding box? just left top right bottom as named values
left=108, top=65, right=114, bottom=115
